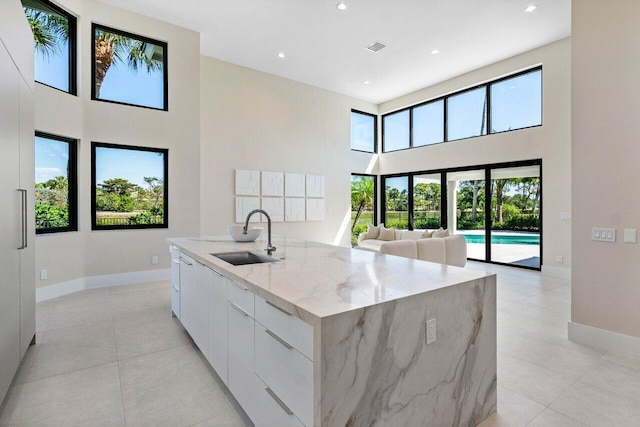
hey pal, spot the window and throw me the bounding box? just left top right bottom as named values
left=35, top=132, right=77, bottom=233
left=381, top=67, right=542, bottom=152
left=92, top=142, right=168, bottom=230
left=491, top=69, right=542, bottom=133
left=412, top=173, right=442, bottom=229
left=350, top=174, right=376, bottom=245
left=23, top=0, right=76, bottom=94
left=383, top=110, right=410, bottom=152
left=92, top=24, right=168, bottom=110
left=413, top=100, right=444, bottom=147
left=447, top=86, right=488, bottom=141
left=383, top=176, right=409, bottom=229
left=351, top=110, right=377, bottom=152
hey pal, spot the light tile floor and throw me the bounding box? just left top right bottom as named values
left=0, top=264, right=639, bottom=426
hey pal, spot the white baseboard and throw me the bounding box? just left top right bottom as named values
left=541, top=265, right=571, bottom=280
left=36, top=268, right=171, bottom=302
left=568, top=321, right=640, bottom=359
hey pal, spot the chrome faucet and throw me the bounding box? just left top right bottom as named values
left=243, top=209, right=276, bottom=256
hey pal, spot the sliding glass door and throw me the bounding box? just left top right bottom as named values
left=489, top=165, right=541, bottom=268
left=447, top=169, right=487, bottom=261
left=413, top=173, right=442, bottom=229
left=383, top=176, right=409, bottom=229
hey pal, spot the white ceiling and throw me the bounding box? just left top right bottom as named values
left=96, top=0, right=571, bottom=104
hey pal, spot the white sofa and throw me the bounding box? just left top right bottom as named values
left=357, top=228, right=467, bottom=267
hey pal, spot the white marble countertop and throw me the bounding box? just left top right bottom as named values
left=168, top=235, right=494, bottom=325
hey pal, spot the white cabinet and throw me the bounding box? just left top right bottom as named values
left=253, top=375, right=305, bottom=427
left=227, top=298, right=255, bottom=419
left=206, top=268, right=227, bottom=384
left=179, top=254, right=208, bottom=353
left=0, top=7, right=34, bottom=406
left=170, top=246, right=180, bottom=318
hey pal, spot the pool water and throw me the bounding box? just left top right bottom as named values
left=460, top=234, right=540, bottom=245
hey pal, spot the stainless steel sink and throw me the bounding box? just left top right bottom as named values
left=211, top=251, right=280, bottom=266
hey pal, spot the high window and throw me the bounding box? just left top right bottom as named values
left=382, top=67, right=542, bottom=152
left=350, top=174, right=376, bottom=245
left=92, top=142, right=168, bottom=230
left=92, top=24, right=168, bottom=110
left=23, top=0, right=77, bottom=94
left=350, top=110, right=377, bottom=153
left=35, top=132, right=77, bottom=233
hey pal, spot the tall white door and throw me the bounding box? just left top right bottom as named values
left=0, top=43, right=23, bottom=405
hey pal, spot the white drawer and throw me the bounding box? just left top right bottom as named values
left=255, top=323, right=313, bottom=427
left=227, top=280, right=254, bottom=317
left=171, top=284, right=180, bottom=318
left=253, top=375, right=306, bottom=427
left=255, top=295, right=313, bottom=361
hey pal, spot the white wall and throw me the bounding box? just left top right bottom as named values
left=572, top=1, right=640, bottom=340
left=377, top=38, right=572, bottom=272
left=199, top=56, right=377, bottom=247
left=35, top=0, right=201, bottom=288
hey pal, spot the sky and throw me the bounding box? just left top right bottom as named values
left=35, top=136, right=69, bottom=183
left=95, top=146, right=165, bottom=187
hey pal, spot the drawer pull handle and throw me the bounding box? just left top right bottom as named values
left=265, top=300, right=292, bottom=316
left=179, top=257, right=193, bottom=266
left=230, top=280, right=249, bottom=291
left=265, top=387, right=293, bottom=416
left=172, top=259, right=180, bottom=264
left=265, top=329, right=293, bottom=350
left=229, top=302, right=249, bottom=317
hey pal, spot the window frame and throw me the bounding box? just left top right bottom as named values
left=381, top=66, right=542, bottom=153
left=351, top=173, right=378, bottom=226
left=25, top=0, right=77, bottom=95
left=35, top=131, right=78, bottom=234
left=91, top=142, right=169, bottom=231
left=91, top=23, right=169, bottom=111
left=380, top=158, right=542, bottom=271
left=350, top=109, right=378, bottom=153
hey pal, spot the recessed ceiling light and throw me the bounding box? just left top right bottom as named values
left=431, top=49, right=440, bottom=55
left=363, top=80, right=370, bottom=85
left=277, top=52, right=285, bottom=58
left=336, top=2, right=347, bottom=11
left=525, top=5, right=537, bottom=12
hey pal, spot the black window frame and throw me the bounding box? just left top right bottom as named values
left=91, top=142, right=169, bottom=230
left=91, top=23, right=169, bottom=111
left=35, top=131, right=78, bottom=234
left=380, top=158, right=542, bottom=271
left=24, top=0, right=77, bottom=95
left=351, top=173, right=378, bottom=226
left=350, top=109, right=378, bottom=153
left=381, top=66, right=542, bottom=153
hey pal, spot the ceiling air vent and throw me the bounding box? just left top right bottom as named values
left=365, top=41, right=386, bottom=53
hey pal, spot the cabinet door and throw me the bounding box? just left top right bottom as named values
left=0, top=44, right=21, bottom=405
left=207, top=268, right=227, bottom=384
left=253, top=375, right=305, bottom=427
left=227, top=301, right=255, bottom=419
left=179, top=254, right=207, bottom=351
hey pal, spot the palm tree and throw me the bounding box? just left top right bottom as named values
left=351, top=177, right=375, bottom=232
left=23, top=6, right=69, bottom=58
left=94, top=28, right=163, bottom=97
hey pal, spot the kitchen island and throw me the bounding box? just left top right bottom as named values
left=168, top=235, right=496, bottom=427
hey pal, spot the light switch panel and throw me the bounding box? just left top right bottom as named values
left=592, top=227, right=616, bottom=243
left=624, top=229, right=637, bottom=243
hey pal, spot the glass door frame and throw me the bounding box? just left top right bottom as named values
left=380, top=158, right=542, bottom=271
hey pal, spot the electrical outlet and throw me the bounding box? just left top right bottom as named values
left=556, top=256, right=563, bottom=263
left=40, top=269, right=48, bottom=280
left=427, top=318, right=436, bottom=344
left=152, top=256, right=159, bottom=265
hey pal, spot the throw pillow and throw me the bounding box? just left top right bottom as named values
left=422, top=230, right=434, bottom=238
left=379, top=226, right=396, bottom=241
left=433, top=227, right=449, bottom=238
left=366, top=223, right=380, bottom=240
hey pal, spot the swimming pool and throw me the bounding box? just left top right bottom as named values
left=459, top=233, right=540, bottom=245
